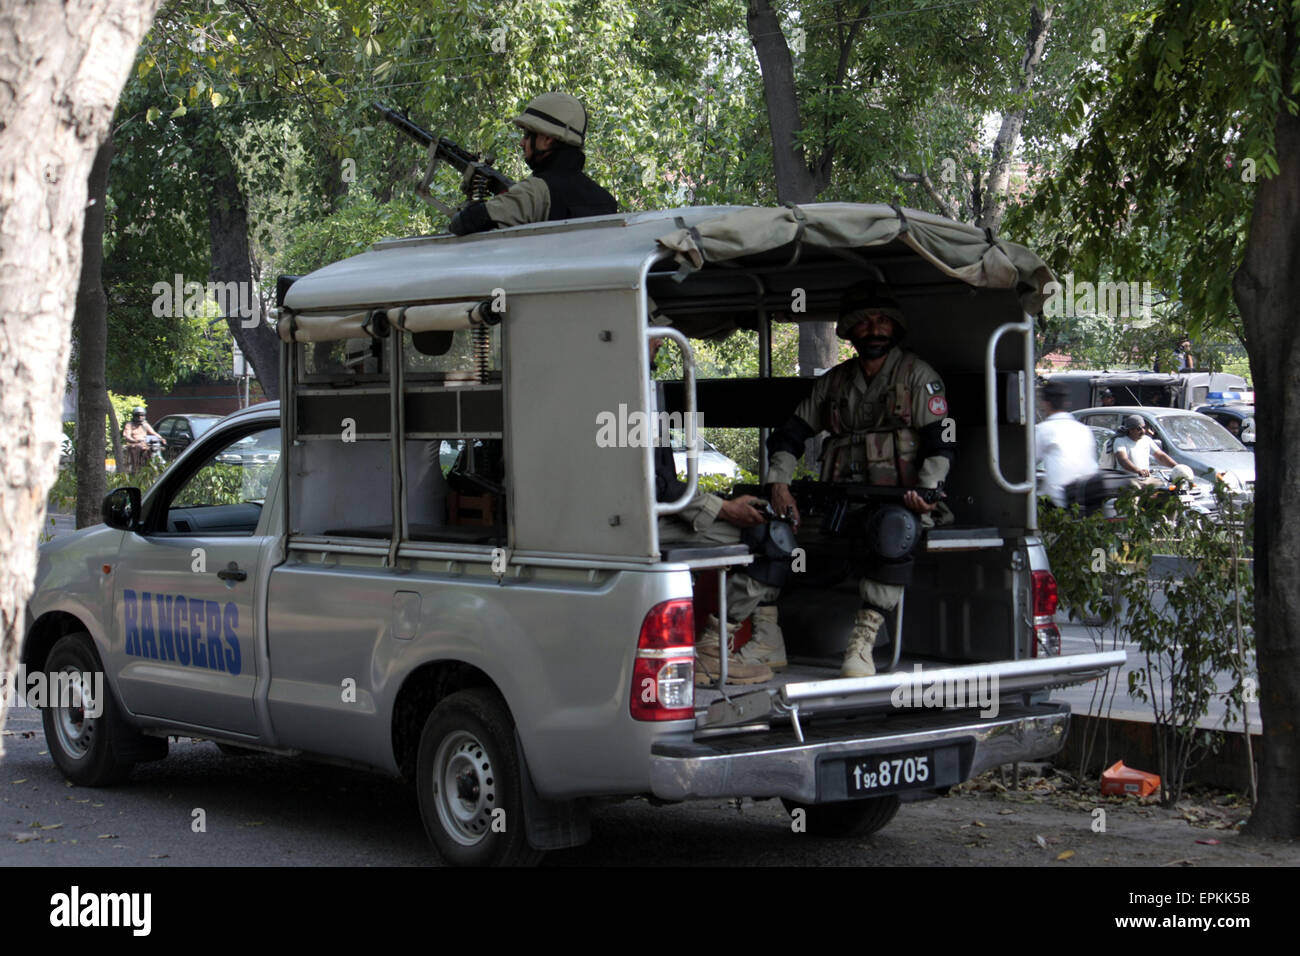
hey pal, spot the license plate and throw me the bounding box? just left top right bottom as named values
left=844, top=750, right=935, bottom=795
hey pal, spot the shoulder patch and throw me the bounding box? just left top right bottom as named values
left=927, top=395, right=948, bottom=417
left=925, top=381, right=943, bottom=395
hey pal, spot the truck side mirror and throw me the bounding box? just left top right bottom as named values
left=102, top=487, right=142, bottom=531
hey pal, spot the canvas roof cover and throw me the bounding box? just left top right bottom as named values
left=278, top=203, right=1056, bottom=342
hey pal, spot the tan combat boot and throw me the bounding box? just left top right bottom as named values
left=736, top=605, right=788, bottom=671
left=696, top=614, right=773, bottom=686
left=841, top=608, right=885, bottom=678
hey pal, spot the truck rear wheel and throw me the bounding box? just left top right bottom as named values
left=415, top=689, right=543, bottom=866
left=40, top=633, right=161, bottom=786
left=782, top=795, right=901, bottom=837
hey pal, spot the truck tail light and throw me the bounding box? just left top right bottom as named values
left=630, top=599, right=695, bottom=721
left=1031, top=570, right=1061, bottom=657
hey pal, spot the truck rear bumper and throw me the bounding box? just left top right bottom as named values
left=649, top=702, right=1070, bottom=803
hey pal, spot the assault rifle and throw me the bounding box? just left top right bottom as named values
left=371, top=103, right=515, bottom=208
left=789, top=480, right=946, bottom=535
left=733, top=480, right=946, bottom=535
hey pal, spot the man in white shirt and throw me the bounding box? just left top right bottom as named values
left=1035, top=382, right=1098, bottom=506
left=1114, top=414, right=1177, bottom=477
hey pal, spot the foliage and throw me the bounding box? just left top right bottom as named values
left=1039, top=483, right=1255, bottom=804
left=48, top=459, right=169, bottom=514
left=1016, top=0, right=1298, bottom=339
left=280, top=192, right=439, bottom=274
left=48, top=456, right=266, bottom=515
left=174, top=462, right=268, bottom=508
left=102, top=74, right=236, bottom=394
left=695, top=471, right=758, bottom=496
left=109, top=392, right=148, bottom=430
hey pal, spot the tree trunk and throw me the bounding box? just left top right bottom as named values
left=74, top=136, right=113, bottom=529
left=0, top=0, right=160, bottom=749
left=746, top=0, right=819, bottom=206
left=1234, top=95, right=1300, bottom=840
left=977, top=3, right=1055, bottom=232
left=204, top=140, right=281, bottom=400
left=746, top=0, right=838, bottom=384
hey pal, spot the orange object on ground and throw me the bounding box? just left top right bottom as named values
left=1100, top=760, right=1161, bottom=796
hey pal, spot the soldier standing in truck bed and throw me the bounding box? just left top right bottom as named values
left=449, top=92, right=618, bottom=235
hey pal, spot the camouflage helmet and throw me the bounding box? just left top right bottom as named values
left=836, top=280, right=907, bottom=339
left=511, top=92, right=588, bottom=148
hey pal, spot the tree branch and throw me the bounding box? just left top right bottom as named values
left=891, top=168, right=958, bottom=220
left=978, top=3, right=1056, bottom=231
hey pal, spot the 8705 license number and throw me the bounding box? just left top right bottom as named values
left=845, top=751, right=933, bottom=795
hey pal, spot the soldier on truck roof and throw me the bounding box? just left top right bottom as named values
left=449, top=92, right=618, bottom=235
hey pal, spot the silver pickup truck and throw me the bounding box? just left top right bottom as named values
left=24, top=203, right=1122, bottom=865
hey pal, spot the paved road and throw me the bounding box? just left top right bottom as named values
left=45, top=512, right=75, bottom=539
left=2, top=705, right=1289, bottom=868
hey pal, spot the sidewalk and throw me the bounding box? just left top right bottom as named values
left=1054, top=624, right=1259, bottom=732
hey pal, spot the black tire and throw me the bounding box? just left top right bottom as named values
left=215, top=743, right=264, bottom=757
left=40, top=633, right=163, bottom=786
left=782, top=795, right=901, bottom=837
left=415, top=689, right=543, bottom=866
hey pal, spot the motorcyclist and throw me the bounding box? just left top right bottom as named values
left=1114, top=413, right=1175, bottom=479
left=122, top=406, right=165, bottom=472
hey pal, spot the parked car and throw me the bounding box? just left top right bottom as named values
left=1194, top=398, right=1255, bottom=451
left=214, top=427, right=281, bottom=466
left=1073, top=405, right=1255, bottom=496
left=154, top=413, right=223, bottom=462
left=670, top=430, right=741, bottom=478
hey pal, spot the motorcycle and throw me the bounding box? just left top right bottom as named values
left=1061, top=465, right=1219, bottom=524
left=124, top=434, right=165, bottom=473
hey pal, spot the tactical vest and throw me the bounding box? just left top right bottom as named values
left=819, top=353, right=920, bottom=487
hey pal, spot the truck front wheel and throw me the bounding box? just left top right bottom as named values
left=782, top=795, right=901, bottom=837
left=415, top=689, right=542, bottom=866
left=41, top=633, right=161, bottom=786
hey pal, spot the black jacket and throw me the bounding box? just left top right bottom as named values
left=450, top=146, right=617, bottom=235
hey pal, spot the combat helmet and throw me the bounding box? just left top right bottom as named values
left=836, top=280, right=908, bottom=340
left=511, top=92, right=588, bottom=148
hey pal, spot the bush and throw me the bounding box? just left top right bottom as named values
left=1039, top=483, right=1255, bottom=804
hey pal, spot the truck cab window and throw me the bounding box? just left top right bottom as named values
left=160, top=426, right=281, bottom=535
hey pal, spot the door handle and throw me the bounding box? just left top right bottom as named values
left=217, top=562, right=247, bottom=582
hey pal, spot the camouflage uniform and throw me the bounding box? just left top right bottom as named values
left=765, top=297, right=956, bottom=675
left=653, top=406, right=780, bottom=686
